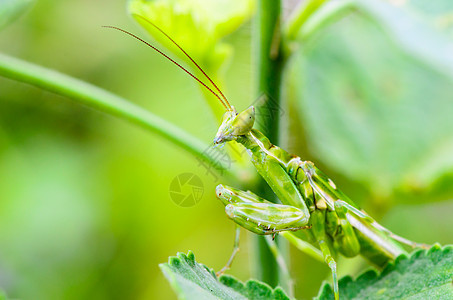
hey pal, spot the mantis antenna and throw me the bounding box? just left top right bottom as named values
left=103, top=22, right=231, bottom=111
left=133, top=14, right=232, bottom=110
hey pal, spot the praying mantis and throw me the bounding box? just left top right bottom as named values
left=105, top=15, right=429, bottom=300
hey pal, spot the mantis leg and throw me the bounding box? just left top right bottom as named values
left=371, top=221, right=430, bottom=249
left=319, top=240, right=339, bottom=300
left=217, top=184, right=310, bottom=235
left=224, top=202, right=311, bottom=235
left=279, top=231, right=324, bottom=262
left=311, top=210, right=339, bottom=300
left=217, top=226, right=241, bottom=276
left=248, top=153, right=311, bottom=219
left=331, top=203, right=361, bottom=258
left=335, top=200, right=430, bottom=249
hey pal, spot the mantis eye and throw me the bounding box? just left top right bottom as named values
left=231, top=106, right=255, bottom=136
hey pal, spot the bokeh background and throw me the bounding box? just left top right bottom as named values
left=1, top=0, right=453, bottom=299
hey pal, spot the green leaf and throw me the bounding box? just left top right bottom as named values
left=354, top=0, right=453, bottom=80
left=317, top=244, right=453, bottom=300
left=0, top=0, right=34, bottom=30
left=160, top=251, right=290, bottom=300
left=291, top=6, right=453, bottom=202
left=296, top=0, right=453, bottom=79
left=394, top=0, right=453, bottom=37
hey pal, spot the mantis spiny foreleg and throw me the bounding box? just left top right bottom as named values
left=216, top=184, right=340, bottom=298
left=216, top=184, right=311, bottom=234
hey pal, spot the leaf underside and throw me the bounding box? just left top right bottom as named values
left=294, top=0, right=453, bottom=202
left=317, top=244, right=453, bottom=300
left=159, top=251, right=290, bottom=300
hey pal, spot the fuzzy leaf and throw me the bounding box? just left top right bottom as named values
left=317, top=244, right=453, bottom=300
left=160, top=251, right=290, bottom=300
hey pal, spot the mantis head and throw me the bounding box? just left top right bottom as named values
left=213, top=106, right=255, bottom=144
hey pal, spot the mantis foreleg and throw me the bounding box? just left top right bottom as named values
left=217, top=184, right=311, bottom=235
left=217, top=184, right=339, bottom=298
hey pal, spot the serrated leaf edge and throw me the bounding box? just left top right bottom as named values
left=316, top=244, right=453, bottom=299
left=161, top=251, right=291, bottom=300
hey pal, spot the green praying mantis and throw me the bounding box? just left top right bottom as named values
left=105, top=15, right=429, bottom=300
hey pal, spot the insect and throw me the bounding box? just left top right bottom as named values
left=105, top=15, right=429, bottom=300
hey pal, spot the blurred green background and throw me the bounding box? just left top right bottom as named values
left=0, top=0, right=453, bottom=299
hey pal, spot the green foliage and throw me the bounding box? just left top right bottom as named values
left=354, top=0, right=453, bottom=79
left=0, top=0, right=452, bottom=299
left=128, top=0, right=254, bottom=73
left=0, top=0, right=34, bottom=30
left=317, top=244, right=453, bottom=300
left=291, top=0, right=453, bottom=203
left=163, top=246, right=453, bottom=299
left=160, top=251, right=290, bottom=300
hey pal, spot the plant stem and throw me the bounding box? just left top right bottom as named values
left=253, top=0, right=286, bottom=290
left=0, top=53, right=234, bottom=179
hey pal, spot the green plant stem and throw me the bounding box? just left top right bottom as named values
left=253, top=0, right=286, bottom=290
left=0, top=52, right=234, bottom=178
left=264, top=236, right=294, bottom=298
